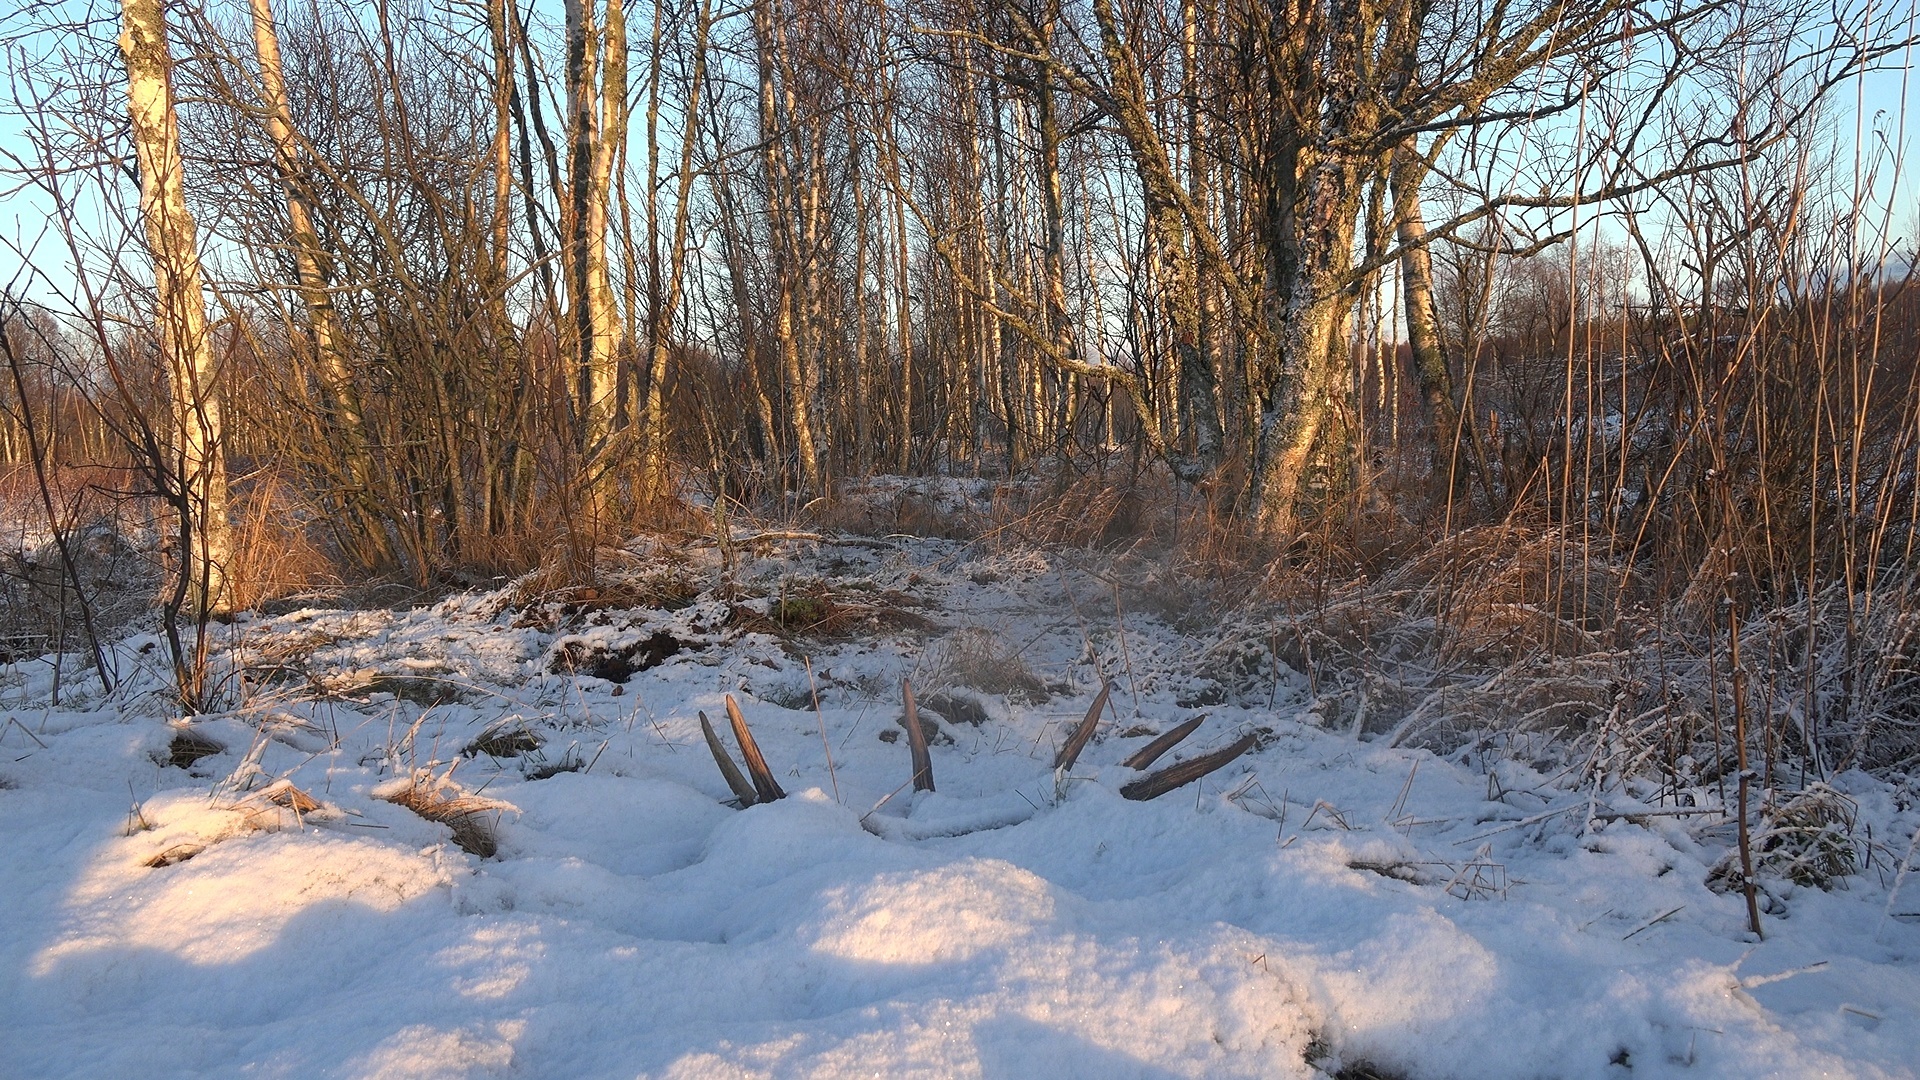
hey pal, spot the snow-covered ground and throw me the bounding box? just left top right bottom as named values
left=2, top=533, right=1917, bottom=1079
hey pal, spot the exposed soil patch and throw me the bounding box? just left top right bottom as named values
left=465, top=724, right=544, bottom=759
left=552, top=630, right=688, bottom=683
left=162, top=728, right=225, bottom=771
left=919, top=691, right=989, bottom=726
left=728, top=583, right=937, bottom=640
left=894, top=710, right=954, bottom=746
left=366, top=674, right=468, bottom=706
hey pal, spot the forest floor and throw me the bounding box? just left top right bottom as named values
left=3, top=490, right=1919, bottom=1079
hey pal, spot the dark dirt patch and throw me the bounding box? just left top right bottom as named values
left=162, top=728, right=225, bottom=770
left=1176, top=682, right=1229, bottom=708
left=465, top=725, right=544, bottom=759
left=551, top=630, right=688, bottom=683
left=919, top=692, right=989, bottom=726
left=367, top=674, right=468, bottom=706
left=895, top=711, right=954, bottom=746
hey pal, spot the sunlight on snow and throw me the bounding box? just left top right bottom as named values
left=344, top=1020, right=522, bottom=1080
left=1314, top=909, right=1496, bottom=1038
left=806, top=859, right=1053, bottom=965
left=33, top=831, right=448, bottom=972
left=437, top=923, right=541, bottom=1000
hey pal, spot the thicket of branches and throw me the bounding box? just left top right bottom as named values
left=2, top=0, right=1918, bottom=789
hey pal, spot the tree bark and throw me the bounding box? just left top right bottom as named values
left=754, top=0, right=822, bottom=491
left=121, top=0, right=230, bottom=615
left=565, top=0, right=626, bottom=476
left=1390, top=140, right=1471, bottom=493
left=249, top=0, right=397, bottom=569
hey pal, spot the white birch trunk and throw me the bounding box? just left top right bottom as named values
left=121, top=0, right=229, bottom=614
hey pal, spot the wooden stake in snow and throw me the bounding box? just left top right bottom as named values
left=1120, top=734, right=1257, bottom=801
left=699, top=710, right=758, bottom=805
left=902, top=678, right=934, bottom=792
left=1121, top=714, right=1206, bottom=771
left=725, top=695, right=786, bottom=802
left=1053, top=681, right=1111, bottom=771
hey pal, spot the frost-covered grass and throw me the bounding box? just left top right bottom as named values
left=1, top=532, right=1917, bottom=1079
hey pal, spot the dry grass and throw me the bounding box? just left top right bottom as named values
left=140, top=779, right=331, bottom=868
left=727, top=579, right=936, bottom=641
left=464, top=721, right=544, bottom=759
left=1708, top=784, right=1860, bottom=893
left=979, top=469, right=1176, bottom=551
left=375, top=767, right=505, bottom=858
left=914, top=626, right=1048, bottom=701
left=162, top=725, right=225, bottom=770
left=224, top=474, right=343, bottom=612
left=492, top=539, right=707, bottom=628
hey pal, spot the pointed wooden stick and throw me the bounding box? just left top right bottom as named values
left=1053, top=681, right=1111, bottom=771
left=902, top=678, right=934, bottom=792
left=1122, top=714, right=1207, bottom=771
left=725, top=694, right=786, bottom=802
left=699, top=710, right=757, bottom=805
left=1120, top=734, right=1257, bottom=801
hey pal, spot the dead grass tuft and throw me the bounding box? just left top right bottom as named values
left=977, top=469, right=1177, bottom=551
left=916, top=627, right=1048, bottom=701
left=465, top=722, right=544, bottom=759
left=163, top=726, right=226, bottom=770
left=376, top=768, right=504, bottom=858
left=225, top=474, right=344, bottom=612
left=144, top=843, right=205, bottom=868
left=1710, top=783, right=1860, bottom=892
left=141, top=780, right=331, bottom=868
left=499, top=551, right=705, bottom=627
left=728, top=579, right=935, bottom=641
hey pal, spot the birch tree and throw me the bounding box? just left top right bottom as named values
left=246, top=0, right=395, bottom=567
left=120, top=0, right=230, bottom=630
left=565, top=0, right=628, bottom=479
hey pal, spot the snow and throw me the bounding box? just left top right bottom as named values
left=1, top=534, right=1917, bottom=1079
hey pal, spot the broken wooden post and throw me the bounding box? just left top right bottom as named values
left=724, top=694, right=786, bottom=802
left=1053, top=681, right=1111, bottom=772
left=699, top=710, right=758, bottom=805
left=902, top=678, right=935, bottom=792
left=1120, top=733, right=1257, bottom=801
left=1121, top=714, right=1207, bottom=771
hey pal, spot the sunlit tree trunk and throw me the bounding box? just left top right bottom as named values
left=640, top=0, right=712, bottom=498
left=565, top=0, right=626, bottom=477
left=753, top=0, right=822, bottom=490
left=248, top=0, right=396, bottom=568
left=1390, top=140, right=1467, bottom=490
left=121, top=0, right=229, bottom=616
left=1246, top=130, right=1364, bottom=537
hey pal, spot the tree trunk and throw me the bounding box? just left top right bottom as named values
left=1391, top=140, right=1468, bottom=493
left=565, top=0, right=625, bottom=474
left=249, top=0, right=397, bottom=569
left=121, top=0, right=230, bottom=616
left=1248, top=132, right=1363, bottom=537
left=754, top=0, right=822, bottom=491
left=641, top=0, right=711, bottom=499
